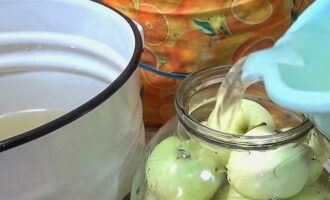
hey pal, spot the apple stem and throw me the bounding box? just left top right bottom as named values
left=246, top=122, right=268, bottom=132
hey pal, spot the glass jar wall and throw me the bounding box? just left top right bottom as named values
left=131, top=66, right=330, bottom=200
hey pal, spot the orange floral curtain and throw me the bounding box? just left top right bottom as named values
left=104, top=0, right=314, bottom=127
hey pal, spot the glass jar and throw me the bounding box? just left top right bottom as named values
left=132, top=65, right=330, bottom=200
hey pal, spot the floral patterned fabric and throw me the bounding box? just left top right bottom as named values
left=103, top=0, right=314, bottom=127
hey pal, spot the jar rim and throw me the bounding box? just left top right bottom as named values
left=175, top=65, right=314, bottom=150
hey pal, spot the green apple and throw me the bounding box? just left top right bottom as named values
left=187, top=132, right=231, bottom=167
left=212, top=185, right=230, bottom=200
left=198, top=121, right=230, bottom=165
left=276, top=129, right=325, bottom=186
left=198, top=125, right=276, bottom=167
left=305, top=154, right=324, bottom=186
left=287, top=174, right=330, bottom=200
left=198, top=99, right=275, bottom=166
left=227, top=126, right=314, bottom=199
left=308, top=130, right=330, bottom=163
left=244, top=125, right=276, bottom=136
left=213, top=186, right=254, bottom=200
left=207, top=99, right=275, bottom=135
left=144, top=188, right=158, bottom=200
left=270, top=127, right=324, bottom=186
left=287, top=185, right=330, bottom=200
left=146, top=136, right=226, bottom=200
left=306, top=130, right=329, bottom=185
left=226, top=186, right=254, bottom=200
left=227, top=187, right=252, bottom=200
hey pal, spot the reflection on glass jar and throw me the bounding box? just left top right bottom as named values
left=131, top=66, right=330, bottom=200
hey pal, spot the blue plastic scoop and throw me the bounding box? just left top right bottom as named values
left=242, top=0, right=330, bottom=139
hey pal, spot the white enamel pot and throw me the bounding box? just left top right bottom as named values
left=0, top=0, right=144, bottom=199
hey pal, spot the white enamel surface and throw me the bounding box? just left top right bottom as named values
left=0, top=0, right=144, bottom=199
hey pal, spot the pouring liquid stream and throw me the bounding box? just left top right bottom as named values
left=207, top=59, right=260, bottom=133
